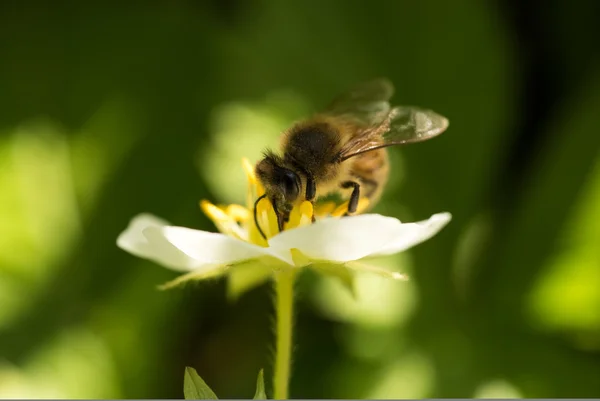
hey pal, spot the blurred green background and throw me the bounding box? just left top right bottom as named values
left=1, top=1, right=599, bottom=398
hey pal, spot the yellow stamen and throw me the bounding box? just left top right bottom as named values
left=286, top=204, right=303, bottom=230
left=202, top=160, right=372, bottom=242
left=255, top=181, right=265, bottom=197
left=256, top=196, right=278, bottom=238
left=355, top=198, right=370, bottom=214
left=314, top=201, right=336, bottom=216
left=242, top=157, right=257, bottom=184
left=243, top=158, right=258, bottom=209
left=200, top=200, right=229, bottom=222
left=242, top=157, right=265, bottom=210
left=297, top=201, right=314, bottom=227
left=200, top=200, right=248, bottom=240
left=226, top=204, right=250, bottom=222
left=299, top=201, right=313, bottom=218
left=331, top=201, right=350, bottom=217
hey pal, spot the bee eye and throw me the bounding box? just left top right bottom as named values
left=281, top=170, right=299, bottom=200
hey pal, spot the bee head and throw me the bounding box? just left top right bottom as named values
left=256, top=151, right=301, bottom=210
left=255, top=151, right=301, bottom=234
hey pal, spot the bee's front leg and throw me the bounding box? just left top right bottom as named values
left=272, top=202, right=287, bottom=233
left=305, top=175, right=316, bottom=201
left=305, top=175, right=317, bottom=223
left=341, top=181, right=360, bottom=214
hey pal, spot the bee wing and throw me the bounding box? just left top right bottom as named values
left=325, top=78, right=395, bottom=125
left=338, top=106, right=449, bottom=161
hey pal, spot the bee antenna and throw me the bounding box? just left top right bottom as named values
left=253, top=194, right=268, bottom=240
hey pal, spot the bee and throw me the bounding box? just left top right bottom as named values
left=254, top=78, right=448, bottom=239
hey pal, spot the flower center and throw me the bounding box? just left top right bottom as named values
left=200, top=158, right=370, bottom=246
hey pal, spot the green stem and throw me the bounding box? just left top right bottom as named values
left=273, top=269, right=295, bottom=400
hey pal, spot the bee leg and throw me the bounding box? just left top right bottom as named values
left=305, top=175, right=316, bottom=201
left=281, top=213, right=290, bottom=230
left=304, top=175, right=317, bottom=223
left=272, top=202, right=285, bottom=233
left=341, top=181, right=360, bottom=214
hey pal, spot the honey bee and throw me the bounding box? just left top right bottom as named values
left=254, top=78, right=448, bottom=238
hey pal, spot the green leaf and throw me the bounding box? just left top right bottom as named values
left=159, top=265, right=230, bottom=290
left=346, top=260, right=409, bottom=281
left=183, top=367, right=218, bottom=400
left=309, top=261, right=357, bottom=299
left=290, top=248, right=311, bottom=267
left=253, top=369, right=267, bottom=399
left=227, top=258, right=279, bottom=301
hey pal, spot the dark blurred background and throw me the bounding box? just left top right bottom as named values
left=1, top=1, right=599, bottom=398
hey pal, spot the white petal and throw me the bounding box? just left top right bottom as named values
left=268, top=214, right=402, bottom=262
left=117, top=213, right=198, bottom=271
left=372, top=212, right=452, bottom=256
left=144, top=226, right=294, bottom=268
left=268, top=212, right=451, bottom=263
left=117, top=213, right=170, bottom=258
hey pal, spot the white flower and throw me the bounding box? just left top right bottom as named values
left=117, top=159, right=452, bottom=296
